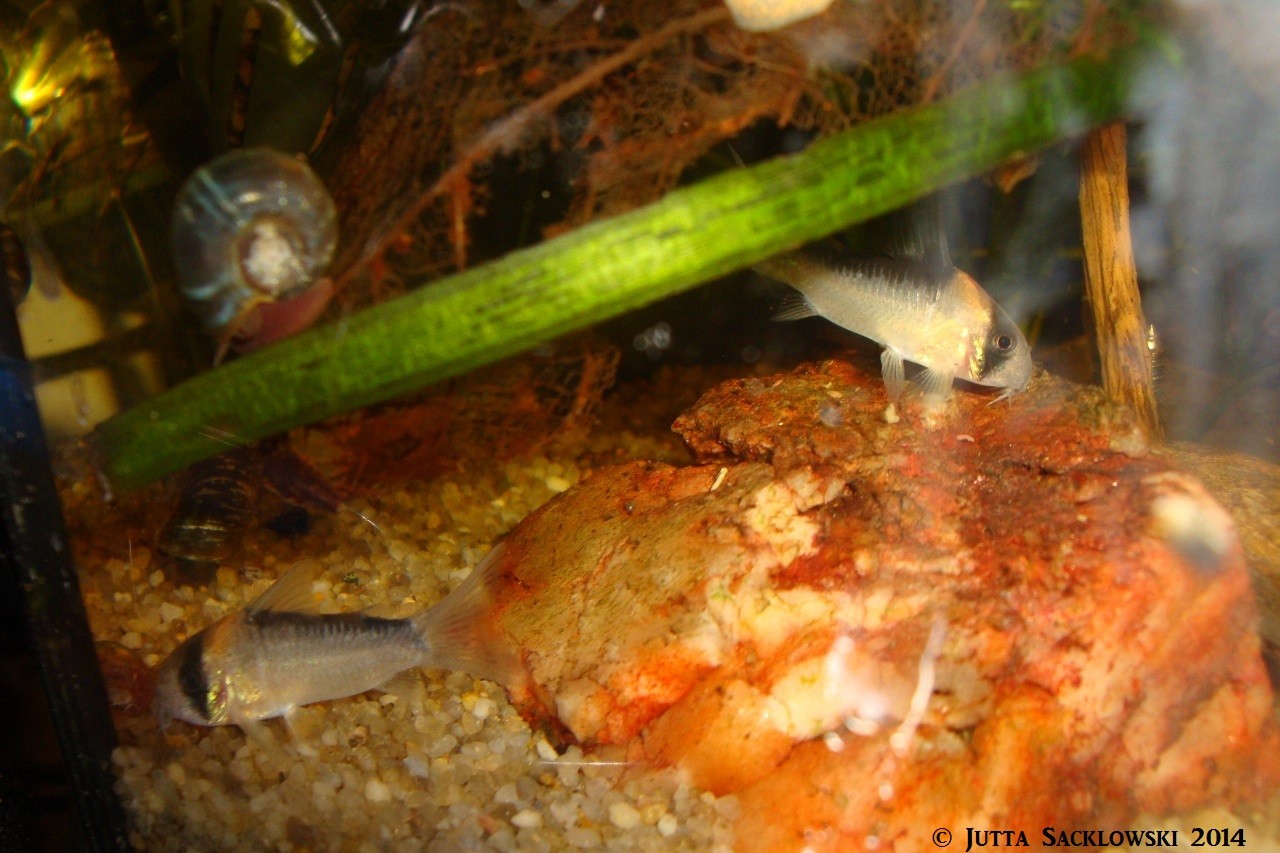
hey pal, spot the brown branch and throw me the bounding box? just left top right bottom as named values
left=335, top=5, right=733, bottom=292
left=1079, top=122, right=1162, bottom=440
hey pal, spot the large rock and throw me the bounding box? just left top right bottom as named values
left=483, top=359, right=1278, bottom=850
left=1154, top=441, right=1280, bottom=671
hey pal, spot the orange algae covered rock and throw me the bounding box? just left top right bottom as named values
left=483, top=358, right=1279, bottom=849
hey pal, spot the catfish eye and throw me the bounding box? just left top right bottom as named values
left=992, top=333, right=1014, bottom=353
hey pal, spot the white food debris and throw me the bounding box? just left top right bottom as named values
left=364, top=779, right=391, bottom=803
left=511, top=809, right=542, bottom=829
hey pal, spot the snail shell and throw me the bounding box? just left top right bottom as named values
left=722, top=0, right=834, bottom=31
left=155, top=448, right=260, bottom=575
left=171, top=148, right=337, bottom=335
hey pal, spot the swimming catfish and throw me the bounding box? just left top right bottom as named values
left=153, top=545, right=521, bottom=731
left=755, top=213, right=1032, bottom=416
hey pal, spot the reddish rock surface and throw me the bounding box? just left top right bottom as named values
left=484, top=359, right=1279, bottom=851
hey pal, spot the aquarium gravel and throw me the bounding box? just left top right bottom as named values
left=65, top=366, right=745, bottom=850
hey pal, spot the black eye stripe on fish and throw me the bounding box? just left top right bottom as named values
left=175, top=633, right=213, bottom=723
left=973, top=308, right=1019, bottom=380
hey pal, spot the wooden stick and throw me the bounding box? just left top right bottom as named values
left=1079, top=122, right=1162, bottom=440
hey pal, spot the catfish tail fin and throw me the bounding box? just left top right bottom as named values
left=412, top=543, right=527, bottom=692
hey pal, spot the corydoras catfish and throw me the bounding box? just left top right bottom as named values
left=755, top=222, right=1032, bottom=415
left=153, top=545, right=522, bottom=730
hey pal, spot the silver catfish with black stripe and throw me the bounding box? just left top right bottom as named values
left=755, top=224, right=1032, bottom=407
left=153, top=545, right=521, bottom=729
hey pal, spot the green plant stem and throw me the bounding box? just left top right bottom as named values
left=95, top=49, right=1147, bottom=491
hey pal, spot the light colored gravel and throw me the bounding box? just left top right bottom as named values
left=67, top=369, right=744, bottom=851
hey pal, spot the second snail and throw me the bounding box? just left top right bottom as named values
left=171, top=147, right=339, bottom=360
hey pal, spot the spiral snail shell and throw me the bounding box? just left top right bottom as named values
left=171, top=148, right=337, bottom=345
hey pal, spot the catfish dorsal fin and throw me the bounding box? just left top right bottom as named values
left=247, top=561, right=325, bottom=615
left=886, top=218, right=952, bottom=272
left=880, top=197, right=953, bottom=278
